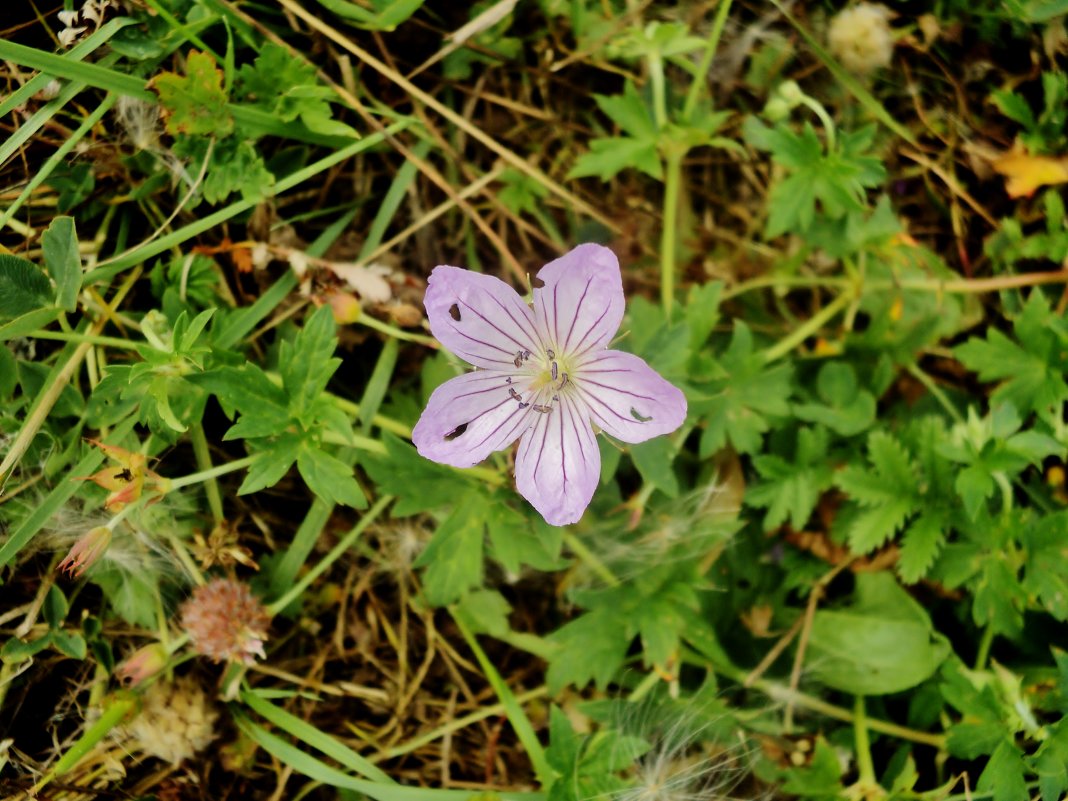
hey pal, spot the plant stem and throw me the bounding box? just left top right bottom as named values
left=681, top=0, right=733, bottom=121
left=854, top=695, right=878, bottom=787
left=189, top=422, right=225, bottom=523
left=906, top=364, right=964, bottom=424
left=563, top=530, right=620, bottom=587
left=452, top=611, right=554, bottom=788
left=800, top=96, right=837, bottom=150
left=760, top=288, right=855, bottom=363
left=267, top=495, right=393, bottom=615
left=974, top=624, right=995, bottom=671
left=649, top=54, right=668, bottom=130
left=169, top=454, right=257, bottom=490
left=660, top=149, right=685, bottom=318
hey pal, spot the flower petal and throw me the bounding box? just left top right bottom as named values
left=515, top=397, right=601, bottom=526
left=412, top=370, right=534, bottom=468
left=571, top=350, right=687, bottom=443
left=533, top=243, right=624, bottom=358
left=424, top=265, right=541, bottom=369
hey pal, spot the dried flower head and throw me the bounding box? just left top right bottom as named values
left=125, top=676, right=218, bottom=763
left=180, top=578, right=270, bottom=664
left=827, top=3, right=895, bottom=74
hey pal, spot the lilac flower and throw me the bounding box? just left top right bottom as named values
left=412, top=243, right=687, bottom=526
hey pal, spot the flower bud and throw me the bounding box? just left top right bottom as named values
left=58, top=526, right=112, bottom=577
left=777, top=80, right=804, bottom=107
left=116, top=643, right=168, bottom=686
left=763, top=97, right=792, bottom=123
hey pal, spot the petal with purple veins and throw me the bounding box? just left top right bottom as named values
left=571, top=350, right=687, bottom=444
left=532, top=244, right=624, bottom=358
left=412, top=371, right=534, bottom=468
left=514, top=396, right=601, bottom=526
left=424, top=265, right=541, bottom=369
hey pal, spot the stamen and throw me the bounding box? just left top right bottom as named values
left=522, top=350, right=531, bottom=361
left=532, top=404, right=553, bottom=414
left=518, top=402, right=530, bottom=409
left=505, top=377, right=512, bottom=384
left=551, top=361, right=558, bottom=381
left=557, top=373, right=569, bottom=389
left=509, top=388, right=522, bottom=402
left=513, top=351, right=523, bottom=368
left=546, top=349, right=555, bottom=359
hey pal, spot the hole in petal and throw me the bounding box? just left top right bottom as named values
left=444, top=423, right=468, bottom=441
left=448, top=303, right=462, bottom=321
left=630, top=407, right=653, bottom=423
left=532, top=277, right=545, bottom=288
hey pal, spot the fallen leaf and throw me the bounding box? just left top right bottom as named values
left=991, top=146, right=1068, bottom=198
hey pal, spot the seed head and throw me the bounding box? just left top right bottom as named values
left=125, top=676, right=218, bottom=763
left=827, top=4, right=895, bottom=74
left=180, top=578, right=270, bottom=664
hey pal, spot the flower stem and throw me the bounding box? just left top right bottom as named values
left=189, top=422, right=224, bottom=524
left=800, top=95, right=837, bottom=151
left=681, top=0, right=733, bottom=121
left=660, top=149, right=685, bottom=318
left=267, top=495, right=393, bottom=615
left=649, top=54, right=668, bottom=130
left=169, top=454, right=257, bottom=490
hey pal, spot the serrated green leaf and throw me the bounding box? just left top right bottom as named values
left=239, top=434, right=303, bottom=495
left=897, top=512, right=945, bottom=583
left=41, top=216, right=82, bottom=311
left=150, top=50, right=233, bottom=137
left=281, top=306, right=341, bottom=420
left=546, top=609, right=629, bottom=693
left=361, top=433, right=472, bottom=516
left=568, top=136, right=662, bottom=182
left=593, top=81, right=657, bottom=139
left=748, top=427, right=833, bottom=530
left=630, top=437, right=679, bottom=497
left=977, top=740, right=1029, bottom=801
left=297, top=444, right=367, bottom=508
left=415, top=500, right=485, bottom=606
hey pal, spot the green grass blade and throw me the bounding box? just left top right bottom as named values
left=241, top=689, right=395, bottom=783
left=0, top=94, right=118, bottom=231
left=0, top=39, right=359, bottom=147
left=0, top=18, right=133, bottom=119
left=85, top=121, right=410, bottom=285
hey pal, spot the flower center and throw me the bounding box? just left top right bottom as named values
left=503, top=347, right=573, bottom=414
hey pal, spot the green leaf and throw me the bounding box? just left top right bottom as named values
left=280, top=306, right=341, bottom=420
left=748, top=427, right=833, bottom=530
left=90, top=563, right=160, bottom=628
left=897, top=512, right=945, bottom=583
left=190, top=365, right=291, bottom=438
left=150, top=49, right=233, bottom=137
left=991, top=89, right=1036, bottom=129
left=546, top=608, right=629, bottom=693
left=415, top=499, right=485, bottom=606
left=695, top=321, right=793, bottom=456
left=1, top=633, right=53, bottom=664
left=239, top=434, right=303, bottom=495
left=977, top=740, right=1029, bottom=801
left=956, top=292, right=1068, bottom=418
left=0, top=254, right=52, bottom=320
left=43, top=585, right=69, bottom=628
left=806, top=572, right=950, bottom=695
left=837, top=431, right=920, bottom=553
left=41, top=216, right=82, bottom=311
left=630, top=437, right=679, bottom=497
left=453, top=589, right=513, bottom=639
left=51, top=630, right=87, bottom=660
left=361, top=433, right=473, bottom=516
left=593, top=81, right=657, bottom=139
left=297, top=444, right=367, bottom=508
left=567, top=136, right=662, bottom=182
